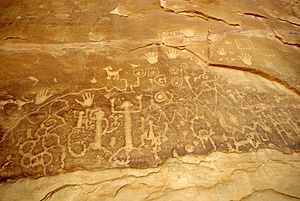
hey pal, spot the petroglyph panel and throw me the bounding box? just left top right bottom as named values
left=0, top=44, right=299, bottom=181
left=0, top=4, right=299, bottom=199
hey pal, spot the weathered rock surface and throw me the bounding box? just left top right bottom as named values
left=1, top=150, right=300, bottom=201
left=0, top=0, right=299, bottom=200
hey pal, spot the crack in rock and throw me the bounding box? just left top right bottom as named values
left=235, top=11, right=300, bottom=47
left=159, top=2, right=239, bottom=26
left=237, top=189, right=300, bottom=201
left=208, top=63, right=300, bottom=96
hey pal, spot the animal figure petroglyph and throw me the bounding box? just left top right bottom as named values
left=103, top=66, right=122, bottom=80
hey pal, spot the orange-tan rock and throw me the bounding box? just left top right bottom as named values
left=0, top=0, right=299, bottom=200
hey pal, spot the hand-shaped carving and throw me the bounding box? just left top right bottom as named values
left=76, top=93, right=94, bottom=107
left=217, top=47, right=226, bottom=56
left=239, top=53, right=252, bottom=65
left=35, top=89, right=52, bottom=105
left=144, top=52, right=158, bottom=64
left=166, top=49, right=180, bottom=59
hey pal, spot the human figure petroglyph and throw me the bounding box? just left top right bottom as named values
left=35, top=89, right=53, bottom=105
left=103, top=66, right=122, bottom=80
left=140, top=117, right=162, bottom=151
left=68, top=106, right=117, bottom=156
left=69, top=110, right=91, bottom=157
left=183, top=75, right=193, bottom=90
left=197, top=123, right=216, bottom=150
left=188, top=102, right=216, bottom=150
left=74, top=111, right=85, bottom=128
left=89, top=108, right=108, bottom=150
left=144, top=52, right=158, bottom=64
left=75, top=93, right=94, bottom=107
left=110, top=95, right=143, bottom=149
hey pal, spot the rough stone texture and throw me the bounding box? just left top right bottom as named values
left=1, top=150, right=300, bottom=201
left=0, top=0, right=299, bottom=200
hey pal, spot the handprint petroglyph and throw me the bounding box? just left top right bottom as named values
left=239, top=53, right=252, bottom=65
left=144, top=52, right=158, bottom=64
left=75, top=93, right=94, bottom=107
left=217, top=47, right=226, bottom=56
left=166, top=48, right=180, bottom=59
left=35, top=89, right=52, bottom=105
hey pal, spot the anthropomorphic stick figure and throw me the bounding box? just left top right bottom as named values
left=89, top=108, right=108, bottom=149
left=110, top=95, right=143, bottom=149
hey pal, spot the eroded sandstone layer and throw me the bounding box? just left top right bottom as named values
left=1, top=150, right=300, bottom=201
left=0, top=0, right=299, bottom=200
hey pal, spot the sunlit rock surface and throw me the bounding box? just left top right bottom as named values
left=0, top=0, right=299, bottom=200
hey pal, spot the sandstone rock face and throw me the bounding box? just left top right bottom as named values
left=0, top=0, right=299, bottom=200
